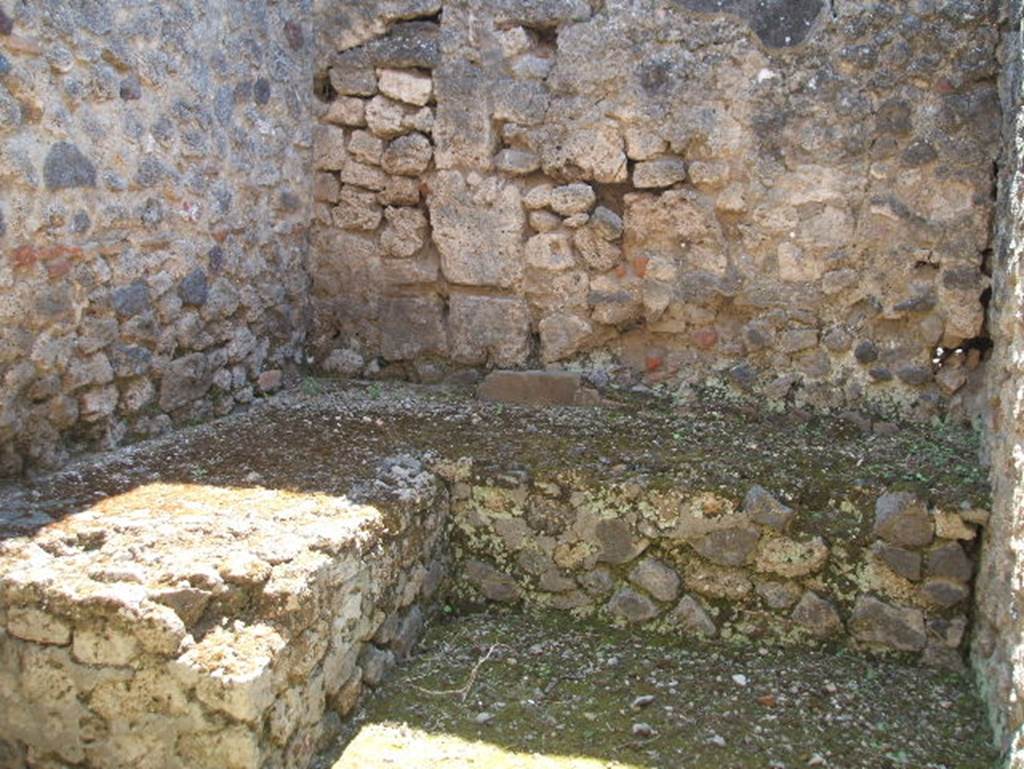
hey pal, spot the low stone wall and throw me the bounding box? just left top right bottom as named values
left=444, top=464, right=986, bottom=668
left=0, top=381, right=996, bottom=767
left=0, top=465, right=448, bottom=768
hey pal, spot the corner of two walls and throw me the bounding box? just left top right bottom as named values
left=0, top=1, right=315, bottom=478
left=309, top=0, right=999, bottom=424
left=976, top=2, right=1024, bottom=766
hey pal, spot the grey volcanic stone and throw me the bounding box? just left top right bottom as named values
left=179, top=269, right=209, bottom=307
left=791, top=591, right=842, bottom=637
left=391, top=606, right=424, bottom=659
left=465, top=560, right=520, bottom=603
left=919, top=578, right=970, bottom=609
left=108, top=344, right=153, bottom=378
left=111, top=281, right=152, bottom=318
left=676, top=0, right=824, bottom=48
left=849, top=596, right=926, bottom=651
left=606, top=587, right=659, bottom=623
left=873, top=492, right=933, bottom=548
left=360, top=645, right=396, bottom=686
left=628, top=558, right=680, bottom=602
left=44, top=142, right=97, bottom=190
left=872, top=542, right=922, bottom=582
left=926, top=542, right=973, bottom=583
left=743, top=486, right=795, bottom=532
left=159, top=353, right=213, bottom=411
left=670, top=594, right=717, bottom=637
left=594, top=518, right=642, bottom=565
left=693, top=526, right=759, bottom=567
left=755, top=580, right=802, bottom=609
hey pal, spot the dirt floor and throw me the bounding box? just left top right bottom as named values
left=323, top=609, right=998, bottom=769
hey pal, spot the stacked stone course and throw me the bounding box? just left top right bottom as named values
left=311, top=0, right=999, bottom=422
left=0, top=2, right=312, bottom=477
left=0, top=463, right=448, bottom=769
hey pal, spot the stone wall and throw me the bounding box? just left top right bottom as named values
left=310, top=0, right=999, bottom=416
left=0, top=1, right=313, bottom=478
left=975, top=2, right=1024, bottom=766
left=443, top=464, right=985, bottom=669
left=0, top=460, right=448, bottom=769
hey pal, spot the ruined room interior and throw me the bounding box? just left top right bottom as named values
left=1, top=1, right=1023, bottom=768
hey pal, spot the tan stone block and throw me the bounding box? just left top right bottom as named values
left=6, top=607, right=71, bottom=645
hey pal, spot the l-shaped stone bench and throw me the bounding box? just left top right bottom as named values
left=0, top=381, right=991, bottom=768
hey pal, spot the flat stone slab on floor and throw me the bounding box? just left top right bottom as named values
left=324, top=610, right=999, bottom=769
left=478, top=370, right=600, bottom=407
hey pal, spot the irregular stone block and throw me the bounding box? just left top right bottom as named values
left=633, top=157, right=687, bottom=188
left=934, top=511, right=977, bottom=541
left=684, top=562, right=752, bottom=601
left=334, top=186, right=383, bottom=231
left=791, top=591, right=842, bottom=637
left=448, top=294, right=530, bottom=367
left=73, top=626, right=140, bottom=667
left=594, top=518, right=644, bottom=565
left=314, top=125, right=349, bottom=170
left=670, top=594, right=717, bottom=637
left=574, top=226, right=622, bottom=271
left=755, top=580, right=802, bottom=610
left=919, top=578, right=970, bottom=609
left=381, top=206, right=428, bottom=258
left=381, top=132, right=432, bottom=176
left=464, top=560, right=520, bottom=603
left=549, top=183, right=596, bottom=216
left=360, top=645, right=396, bottom=686
left=495, top=149, right=541, bottom=175
left=693, top=526, right=759, bottom=567
left=754, top=536, right=828, bottom=578
left=849, top=596, right=926, bottom=651
left=743, top=486, right=795, bottom=532
left=43, top=141, right=96, bottom=190
left=325, top=96, right=367, bottom=127
left=379, top=295, right=447, bottom=361
left=538, top=313, right=592, bottom=363
left=926, top=542, right=973, bottom=583
left=378, top=68, right=433, bottom=106
left=349, top=129, right=385, bottom=165
left=159, top=353, right=213, bottom=411
left=628, top=558, right=680, bottom=602
left=606, top=586, right=659, bottom=623
left=873, top=492, right=934, bottom=548
left=872, top=541, right=922, bottom=582
left=525, top=232, right=576, bottom=271
left=6, top=606, right=71, bottom=645
left=431, top=172, right=525, bottom=288
left=391, top=606, right=424, bottom=659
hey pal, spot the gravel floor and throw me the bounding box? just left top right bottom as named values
left=324, top=609, right=998, bottom=769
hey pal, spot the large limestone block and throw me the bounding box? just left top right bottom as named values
left=430, top=172, right=525, bottom=288
left=379, top=295, right=448, bottom=361
left=448, top=294, right=531, bottom=367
